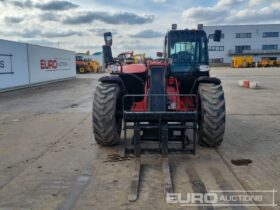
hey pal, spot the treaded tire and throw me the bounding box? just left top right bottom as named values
left=92, top=83, right=122, bottom=146
left=79, top=67, right=85, bottom=74
left=198, top=83, right=226, bottom=147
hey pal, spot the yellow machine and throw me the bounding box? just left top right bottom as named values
left=231, top=56, right=255, bottom=68
left=87, top=60, right=101, bottom=73
left=257, top=58, right=280, bottom=67
left=76, top=54, right=101, bottom=73
left=257, top=59, right=270, bottom=67
left=133, top=53, right=146, bottom=64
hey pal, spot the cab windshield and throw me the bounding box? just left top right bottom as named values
left=168, top=31, right=208, bottom=72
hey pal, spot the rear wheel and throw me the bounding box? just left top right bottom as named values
left=198, top=83, right=225, bottom=147
left=79, top=67, right=85, bottom=73
left=92, top=83, right=122, bottom=146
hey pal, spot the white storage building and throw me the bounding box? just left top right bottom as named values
left=0, top=39, right=76, bottom=92
left=204, top=24, right=280, bottom=64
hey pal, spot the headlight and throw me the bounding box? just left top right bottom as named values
left=199, top=65, right=210, bottom=72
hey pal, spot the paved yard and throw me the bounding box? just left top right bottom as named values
left=0, top=68, right=279, bottom=210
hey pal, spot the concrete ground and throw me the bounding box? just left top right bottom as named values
left=0, top=68, right=279, bottom=210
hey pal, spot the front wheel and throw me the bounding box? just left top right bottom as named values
left=92, top=83, right=122, bottom=146
left=79, top=67, right=85, bottom=73
left=198, top=83, right=226, bottom=147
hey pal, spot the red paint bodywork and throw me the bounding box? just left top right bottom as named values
left=122, top=64, right=146, bottom=74
left=122, top=61, right=196, bottom=113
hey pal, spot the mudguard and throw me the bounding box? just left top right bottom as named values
left=190, top=76, right=221, bottom=94
left=99, top=76, right=127, bottom=95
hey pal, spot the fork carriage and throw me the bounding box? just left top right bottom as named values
left=123, top=94, right=198, bottom=157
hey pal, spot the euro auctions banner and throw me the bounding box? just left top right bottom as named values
left=28, top=45, right=75, bottom=84
left=40, top=58, right=72, bottom=71
left=0, top=40, right=29, bottom=90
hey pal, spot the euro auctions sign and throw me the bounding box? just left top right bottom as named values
left=40, top=58, right=71, bottom=71
left=28, top=45, right=75, bottom=84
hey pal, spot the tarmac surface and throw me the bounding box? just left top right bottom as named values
left=0, top=67, right=280, bottom=210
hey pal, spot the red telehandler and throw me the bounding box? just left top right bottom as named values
left=92, top=24, right=226, bottom=201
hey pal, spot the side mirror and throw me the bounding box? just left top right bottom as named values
left=157, top=52, right=163, bottom=58
left=102, top=45, right=113, bottom=64
left=104, top=32, right=112, bottom=46
left=213, top=30, right=222, bottom=42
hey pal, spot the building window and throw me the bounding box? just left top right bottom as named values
left=210, top=58, right=224, bottom=63
left=263, top=32, right=279, bottom=38
left=209, top=46, right=224, bottom=51
left=262, top=45, right=278, bottom=50
left=235, top=45, right=251, bottom=53
left=236, top=33, right=252, bottom=38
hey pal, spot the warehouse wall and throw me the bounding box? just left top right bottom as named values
left=28, top=45, right=76, bottom=84
left=205, top=24, right=280, bottom=64
left=0, top=40, right=29, bottom=90
left=0, top=39, right=76, bottom=92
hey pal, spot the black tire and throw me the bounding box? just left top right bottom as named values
left=198, top=83, right=225, bottom=147
left=92, top=83, right=122, bottom=146
left=79, top=67, right=86, bottom=74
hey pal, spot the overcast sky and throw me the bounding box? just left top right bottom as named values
left=0, top=0, right=279, bottom=56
